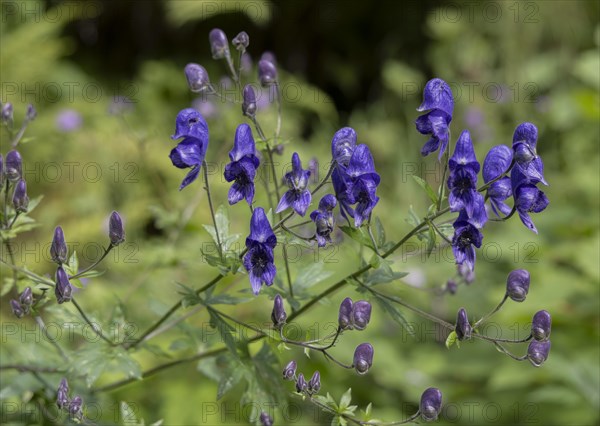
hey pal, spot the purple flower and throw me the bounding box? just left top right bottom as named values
left=483, top=145, right=513, bottom=217
left=512, top=123, right=547, bottom=185
left=451, top=211, right=483, bottom=271
left=259, top=412, right=273, bottom=426
left=271, top=294, right=287, bottom=328
left=338, top=297, right=353, bottom=330
left=531, top=310, right=551, bottom=341
left=447, top=130, right=487, bottom=226
left=337, top=297, right=372, bottom=331
left=12, top=179, right=28, bottom=213
left=276, top=152, right=311, bottom=216
left=51, top=226, right=68, bottom=264
left=527, top=340, right=551, bottom=367
left=307, top=371, right=321, bottom=394
left=310, top=194, right=337, bottom=247
left=169, top=108, right=209, bottom=190
left=331, top=127, right=357, bottom=166
left=258, top=59, right=278, bottom=86
left=0, top=154, right=4, bottom=187
left=68, top=395, right=83, bottom=419
left=55, top=109, right=82, bottom=132
left=283, top=360, right=297, bottom=380
left=455, top=307, right=471, bottom=341
left=243, top=208, right=277, bottom=295
left=209, top=28, right=230, bottom=59
left=224, top=124, right=260, bottom=205
left=353, top=343, right=374, bottom=374
left=420, top=387, right=443, bottom=421
left=19, top=287, right=33, bottom=308
left=56, top=378, right=69, bottom=409
left=185, top=63, right=210, bottom=93
left=109, top=211, right=125, bottom=246
left=10, top=299, right=24, bottom=318
left=242, top=84, right=257, bottom=117
left=416, top=78, right=454, bottom=159
left=5, top=150, right=22, bottom=182
left=511, top=167, right=549, bottom=234
left=55, top=266, right=72, bottom=304
left=506, top=269, right=530, bottom=302
left=1, top=102, right=13, bottom=124
left=25, top=104, right=36, bottom=121
left=295, top=373, right=307, bottom=392
left=232, top=31, right=249, bottom=51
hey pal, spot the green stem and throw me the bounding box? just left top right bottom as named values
left=202, top=160, right=223, bottom=260
left=69, top=244, right=113, bottom=280
left=70, top=298, right=114, bottom=346
left=473, top=294, right=508, bottom=329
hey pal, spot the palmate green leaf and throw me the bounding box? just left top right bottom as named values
left=339, top=225, right=376, bottom=251
left=372, top=293, right=414, bottom=335
left=412, top=175, right=438, bottom=205
left=364, top=264, right=409, bottom=287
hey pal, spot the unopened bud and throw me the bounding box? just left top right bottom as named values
left=455, top=308, right=471, bottom=341
left=184, top=63, right=211, bottom=93
left=271, top=294, right=287, bottom=328
left=109, top=211, right=125, bottom=246
left=420, top=387, right=443, bottom=421
left=282, top=360, right=296, bottom=380
left=209, top=28, right=230, bottom=60
left=50, top=226, right=68, bottom=264
left=5, top=150, right=22, bottom=182
left=531, top=310, right=551, bottom=341
left=19, top=287, right=33, bottom=307
left=353, top=343, right=374, bottom=375
left=242, top=84, right=257, bottom=117
left=55, top=266, right=72, bottom=304
left=295, top=373, right=307, bottom=392
left=10, top=300, right=24, bottom=318
left=232, top=31, right=249, bottom=51
left=12, top=179, right=29, bottom=213
left=307, top=371, right=321, bottom=394
left=527, top=340, right=551, bottom=367
left=258, top=59, right=277, bottom=86
left=506, top=269, right=530, bottom=302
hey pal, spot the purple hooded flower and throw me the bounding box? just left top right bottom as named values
left=243, top=208, right=277, bottom=295
left=331, top=127, right=357, bottom=167
left=353, top=343, right=374, bottom=374
left=12, top=179, right=29, bottom=213
left=455, top=307, right=471, bottom=341
left=10, top=300, right=24, bottom=318
left=55, top=266, right=72, bottom=304
left=511, top=170, right=549, bottom=234
left=531, top=310, right=551, bottom=341
left=232, top=31, right=249, bottom=51
left=258, top=59, right=278, bottom=86
left=276, top=152, right=311, bottom=216
left=506, top=269, right=530, bottom=302
left=56, top=378, right=69, bottom=409
left=527, top=340, right=551, bottom=367
left=283, top=360, right=297, bottom=380
left=345, top=145, right=381, bottom=227
left=5, top=150, right=22, bottom=182
left=242, top=84, right=257, bottom=117
left=185, top=63, right=210, bottom=93
left=420, top=387, right=443, bottom=421
left=295, top=373, right=308, bottom=392
left=308, top=371, right=321, bottom=394
left=512, top=123, right=547, bottom=185
left=447, top=130, right=487, bottom=227
left=271, top=294, right=287, bottom=328
left=169, top=108, right=209, bottom=190
left=224, top=124, right=260, bottom=205
left=209, top=28, right=230, bottom=60
left=50, top=226, right=68, bottom=264
left=483, top=145, right=513, bottom=217
left=416, top=78, right=454, bottom=159
left=310, top=194, right=337, bottom=247
left=451, top=211, right=483, bottom=271
left=338, top=297, right=353, bottom=330
left=109, top=211, right=125, bottom=246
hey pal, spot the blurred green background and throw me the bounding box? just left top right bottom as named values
left=1, top=0, right=598, bottom=425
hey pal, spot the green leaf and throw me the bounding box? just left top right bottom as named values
left=64, top=251, right=79, bottom=276
left=374, top=216, right=386, bottom=247
left=446, top=330, right=459, bottom=349
left=365, top=265, right=409, bottom=287
left=339, top=226, right=375, bottom=251
left=217, top=360, right=246, bottom=400
left=293, top=262, right=333, bottom=294
left=412, top=175, right=438, bottom=204
left=339, top=388, right=352, bottom=411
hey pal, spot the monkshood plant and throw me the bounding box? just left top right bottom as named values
left=0, top=29, right=552, bottom=425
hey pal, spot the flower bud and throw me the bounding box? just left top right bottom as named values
left=353, top=343, right=374, bottom=375
left=68, top=395, right=83, bottom=418
left=506, top=269, right=530, bottom=302
left=55, top=266, right=73, bottom=304
left=295, top=373, right=307, bottom=393
left=308, top=371, right=321, bottom=394
left=5, top=150, right=22, bottom=182
left=271, top=294, right=287, bottom=328
left=25, top=104, right=37, bottom=121
left=0, top=154, right=5, bottom=188
left=242, top=84, right=257, bottom=117
left=51, top=226, right=68, bottom=264
left=531, top=310, right=551, bottom=341
left=10, top=299, right=24, bottom=318
left=209, top=28, right=230, bottom=60
left=184, top=63, right=211, bottom=93
left=12, top=179, right=29, bottom=213
left=282, top=360, right=297, bottom=380
left=19, top=287, right=33, bottom=307
left=258, top=59, right=278, bottom=86
left=1, top=102, right=13, bottom=124
left=527, top=340, right=551, bottom=367
left=259, top=412, right=273, bottom=426
left=351, top=300, right=372, bottom=330
left=455, top=308, right=471, bottom=341
left=420, top=387, right=443, bottom=421
left=446, top=279, right=457, bottom=295
left=232, top=31, right=249, bottom=51
left=109, top=211, right=125, bottom=246
left=56, top=378, right=69, bottom=409
left=338, top=297, right=353, bottom=330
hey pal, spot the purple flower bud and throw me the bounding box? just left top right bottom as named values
left=258, top=59, right=278, bottom=86
left=338, top=297, right=353, bottom=330
left=0, top=154, right=4, bottom=187
left=420, top=387, right=443, bottom=421
left=242, top=84, right=257, bottom=117
left=1, top=102, right=13, bottom=124
left=5, top=150, right=22, bottom=182
left=26, top=104, right=37, bottom=121
left=531, top=310, right=551, bottom=341
left=259, top=412, right=273, bottom=426
left=283, top=360, right=296, bottom=380
left=232, top=31, right=249, bottom=51
left=351, top=300, right=372, bottom=330
left=55, top=266, right=72, bottom=304
left=209, top=28, right=230, bottom=59
left=109, top=211, right=125, bottom=246
left=10, top=299, right=24, bottom=318
left=12, top=179, right=29, bottom=213
left=51, top=226, right=68, bottom=264
left=295, top=373, right=308, bottom=392
left=446, top=279, right=457, bottom=295
left=184, top=63, right=211, bottom=93
left=56, top=378, right=69, bottom=409
left=353, top=343, right=374, bottom=374
left=308, top=371, right=321, bottom=394
left=506, top=269, right=530, bottom=302
left=455, top=308, right=471, bottom=341
left=68, top=395, right=83, bottom=418
left=271, top=294, right=287, bottom=328
left=19, top=287, right=33, bottom=307
left=527, top=340, right=551, bottom=367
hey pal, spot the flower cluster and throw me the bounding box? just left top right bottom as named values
left=56, top=378, right=84, bottom=420
left=282, top=361, right=321, bottom=396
